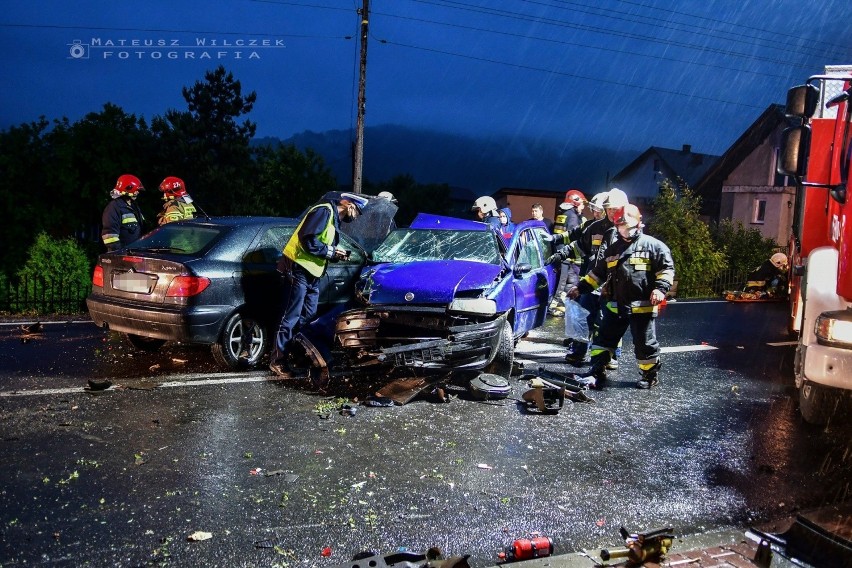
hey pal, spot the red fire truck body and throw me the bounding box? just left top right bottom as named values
left=780, top=66, right=852, bottom=424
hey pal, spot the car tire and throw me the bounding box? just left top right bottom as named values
left=124, top=334, right=166, bottom=352
left=211, top=312, right=267, bottom=370
left=798, top=381, right=838, bottom=426
left=485, top=320, right=514, bottom=378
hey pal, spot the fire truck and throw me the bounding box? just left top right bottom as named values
left=778, top=65, right=852, bottom=425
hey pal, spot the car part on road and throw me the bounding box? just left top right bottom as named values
left=600, top=526, right=674, bottom=565
left=521, top=378, right=564, bottom=413
left=468, top=373, right=511, bottom=400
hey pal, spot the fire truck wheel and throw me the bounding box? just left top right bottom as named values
left=798, top=381, right=837, bottom=426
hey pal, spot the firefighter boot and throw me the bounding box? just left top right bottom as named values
left=636, top=362, right=661, bottom=389
left=576, top=353, right=610, bottom=390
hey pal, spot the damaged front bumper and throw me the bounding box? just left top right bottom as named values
left=332, top=306, right=507, bottom=371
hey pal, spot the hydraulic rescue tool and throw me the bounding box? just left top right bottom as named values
left=600, top=526, right=674, bottom=565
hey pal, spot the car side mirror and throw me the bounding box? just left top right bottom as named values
left=778, top=125, right=811, bottom=178
left=830, top=183, right=847, bottom=204
left=514, top=263, right=532, bottom=276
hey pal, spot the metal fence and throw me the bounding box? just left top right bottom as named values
left=0, top=277, right=90, bottom=316
left=676, top=269, right=750, bottom=299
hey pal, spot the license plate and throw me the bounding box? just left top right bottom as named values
left=112, top=271, right=154, bottom=294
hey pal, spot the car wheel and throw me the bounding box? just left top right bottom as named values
left=485, top=320, right=514, bottom=378
left=211, top=312, right=267, bottom=370
left=799, top=381, right=839, bottom=426
left=124, top=333, right=166, bottom=352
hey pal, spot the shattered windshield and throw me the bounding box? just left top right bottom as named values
left=372, top=229, right=500, bottom=264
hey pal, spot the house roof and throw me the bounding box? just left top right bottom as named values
left=693, top=104, right=786, bottom=196
left=612, top=144, right=721, bottom=189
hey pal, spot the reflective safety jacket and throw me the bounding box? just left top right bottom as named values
left=158, top=197, right=197, bottom=225
left=101, top=197, right=143, bottom=251
left=283, top=202, right=338, bottom=277
left=553, top=207, right=583, bottom=235
left=577, top=232, right=675, bottom=315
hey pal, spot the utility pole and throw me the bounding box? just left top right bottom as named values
left=352, top=0, right=369, bottom=194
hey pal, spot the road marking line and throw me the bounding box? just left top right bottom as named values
left=767, top=341, right=797, bottom=347
left=661, top=344, right=718, bottom=353
left=0, top=372, right=281, bottom=398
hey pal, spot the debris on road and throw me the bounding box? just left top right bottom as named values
left=187, top=531, right=212, bottom=542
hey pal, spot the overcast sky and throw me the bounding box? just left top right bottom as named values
left=2, top=0, right=851, bottom=157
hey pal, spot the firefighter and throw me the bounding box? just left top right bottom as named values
left=744, top=253, right=788, bottom=297
left=269, top=192, right=369, bottom=377
left=567, top=204, right=675, bottom=389
left=101, top=174, right=145, bottom=251
left=471, top=195, right=502, bottom=231
left=550, top=189, right=587, bottom=315
left=157, top=176, right=197, bottom=225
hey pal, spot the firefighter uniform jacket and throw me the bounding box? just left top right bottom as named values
left=157, top=197, right=197, bottom=225
left=101, top=197, right=143, bottom=251
left=577, top=232, right=675, bottom=315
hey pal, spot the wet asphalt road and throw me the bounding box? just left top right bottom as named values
left=1, top=301, right=850, bottom=567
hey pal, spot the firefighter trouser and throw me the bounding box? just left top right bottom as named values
left=589, top=306, right=659, bottom=372
left=569, top=291, right=600, bottom=356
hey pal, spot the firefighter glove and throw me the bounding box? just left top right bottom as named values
left=546, top=252, right=565, bottom=266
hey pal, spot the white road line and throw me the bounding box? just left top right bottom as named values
left=660, top=344, right=718, bottom=353
left=0, top=372, right=281, bottom=398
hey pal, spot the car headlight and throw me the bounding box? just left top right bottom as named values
left=814, top=309, right=852, bottom=348
left=449, top=298, right=496, bottom=315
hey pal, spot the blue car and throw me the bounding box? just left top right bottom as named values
left=326, top=213, right=557, bottom=378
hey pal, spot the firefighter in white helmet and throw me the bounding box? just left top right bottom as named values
left=471, top=195, right=502, bottom=231
left=567, top=203, right=675, bottom=389
left=743, top=252, right=789, bottom=297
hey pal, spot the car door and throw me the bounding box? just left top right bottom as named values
left=509, top=224, right=555, bottom=333
left=320, top=232, right=366, bottom=306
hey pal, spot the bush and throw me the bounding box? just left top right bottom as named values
left=8, top=232, right=92, bottom=314
left=648, top=179, right=726, bottom=298
left=711, top=218, right=779, bottom=274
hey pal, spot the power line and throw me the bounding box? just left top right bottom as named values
left=608, top=0, right=850, bottom=53
left=373, top=8, right=793, bottom=81
left=376, top=38, right=766, bottom=110
left=407, top=0, right=827, bottom=71
left=524, top=0, right=846, bottom=62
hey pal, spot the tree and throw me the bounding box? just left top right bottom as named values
left=252, top=144, right=338, bottom=217
left=711, top=219, right=779, bottom=275
left=648, top=178, right=725, bottom=297
left=151, top=65, right=257, bottom=214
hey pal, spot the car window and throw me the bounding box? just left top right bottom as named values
left=338, top=233, right=365, bottom=263
left=373, top=228, right=499, bottom=264
left=516, top=229, right=543, bottom=269
left=246, top=225, right=295, bottom=264
left=129, top=224, right=223, bottom=255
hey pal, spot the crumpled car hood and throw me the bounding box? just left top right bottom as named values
left=360, top=260, right=502, bottom=305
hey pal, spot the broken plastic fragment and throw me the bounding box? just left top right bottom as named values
left=321, top=546, right=332, bottom=557
left=187, top=531, right=212, bottom=541
left=249, top=468, right=263, bottom=476
left=477, top=463, right=493, bottom=470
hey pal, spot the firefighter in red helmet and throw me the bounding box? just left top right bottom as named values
left=101, top=174, right=145, bottom=251
left=157, top=176, right=197, bottom=225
